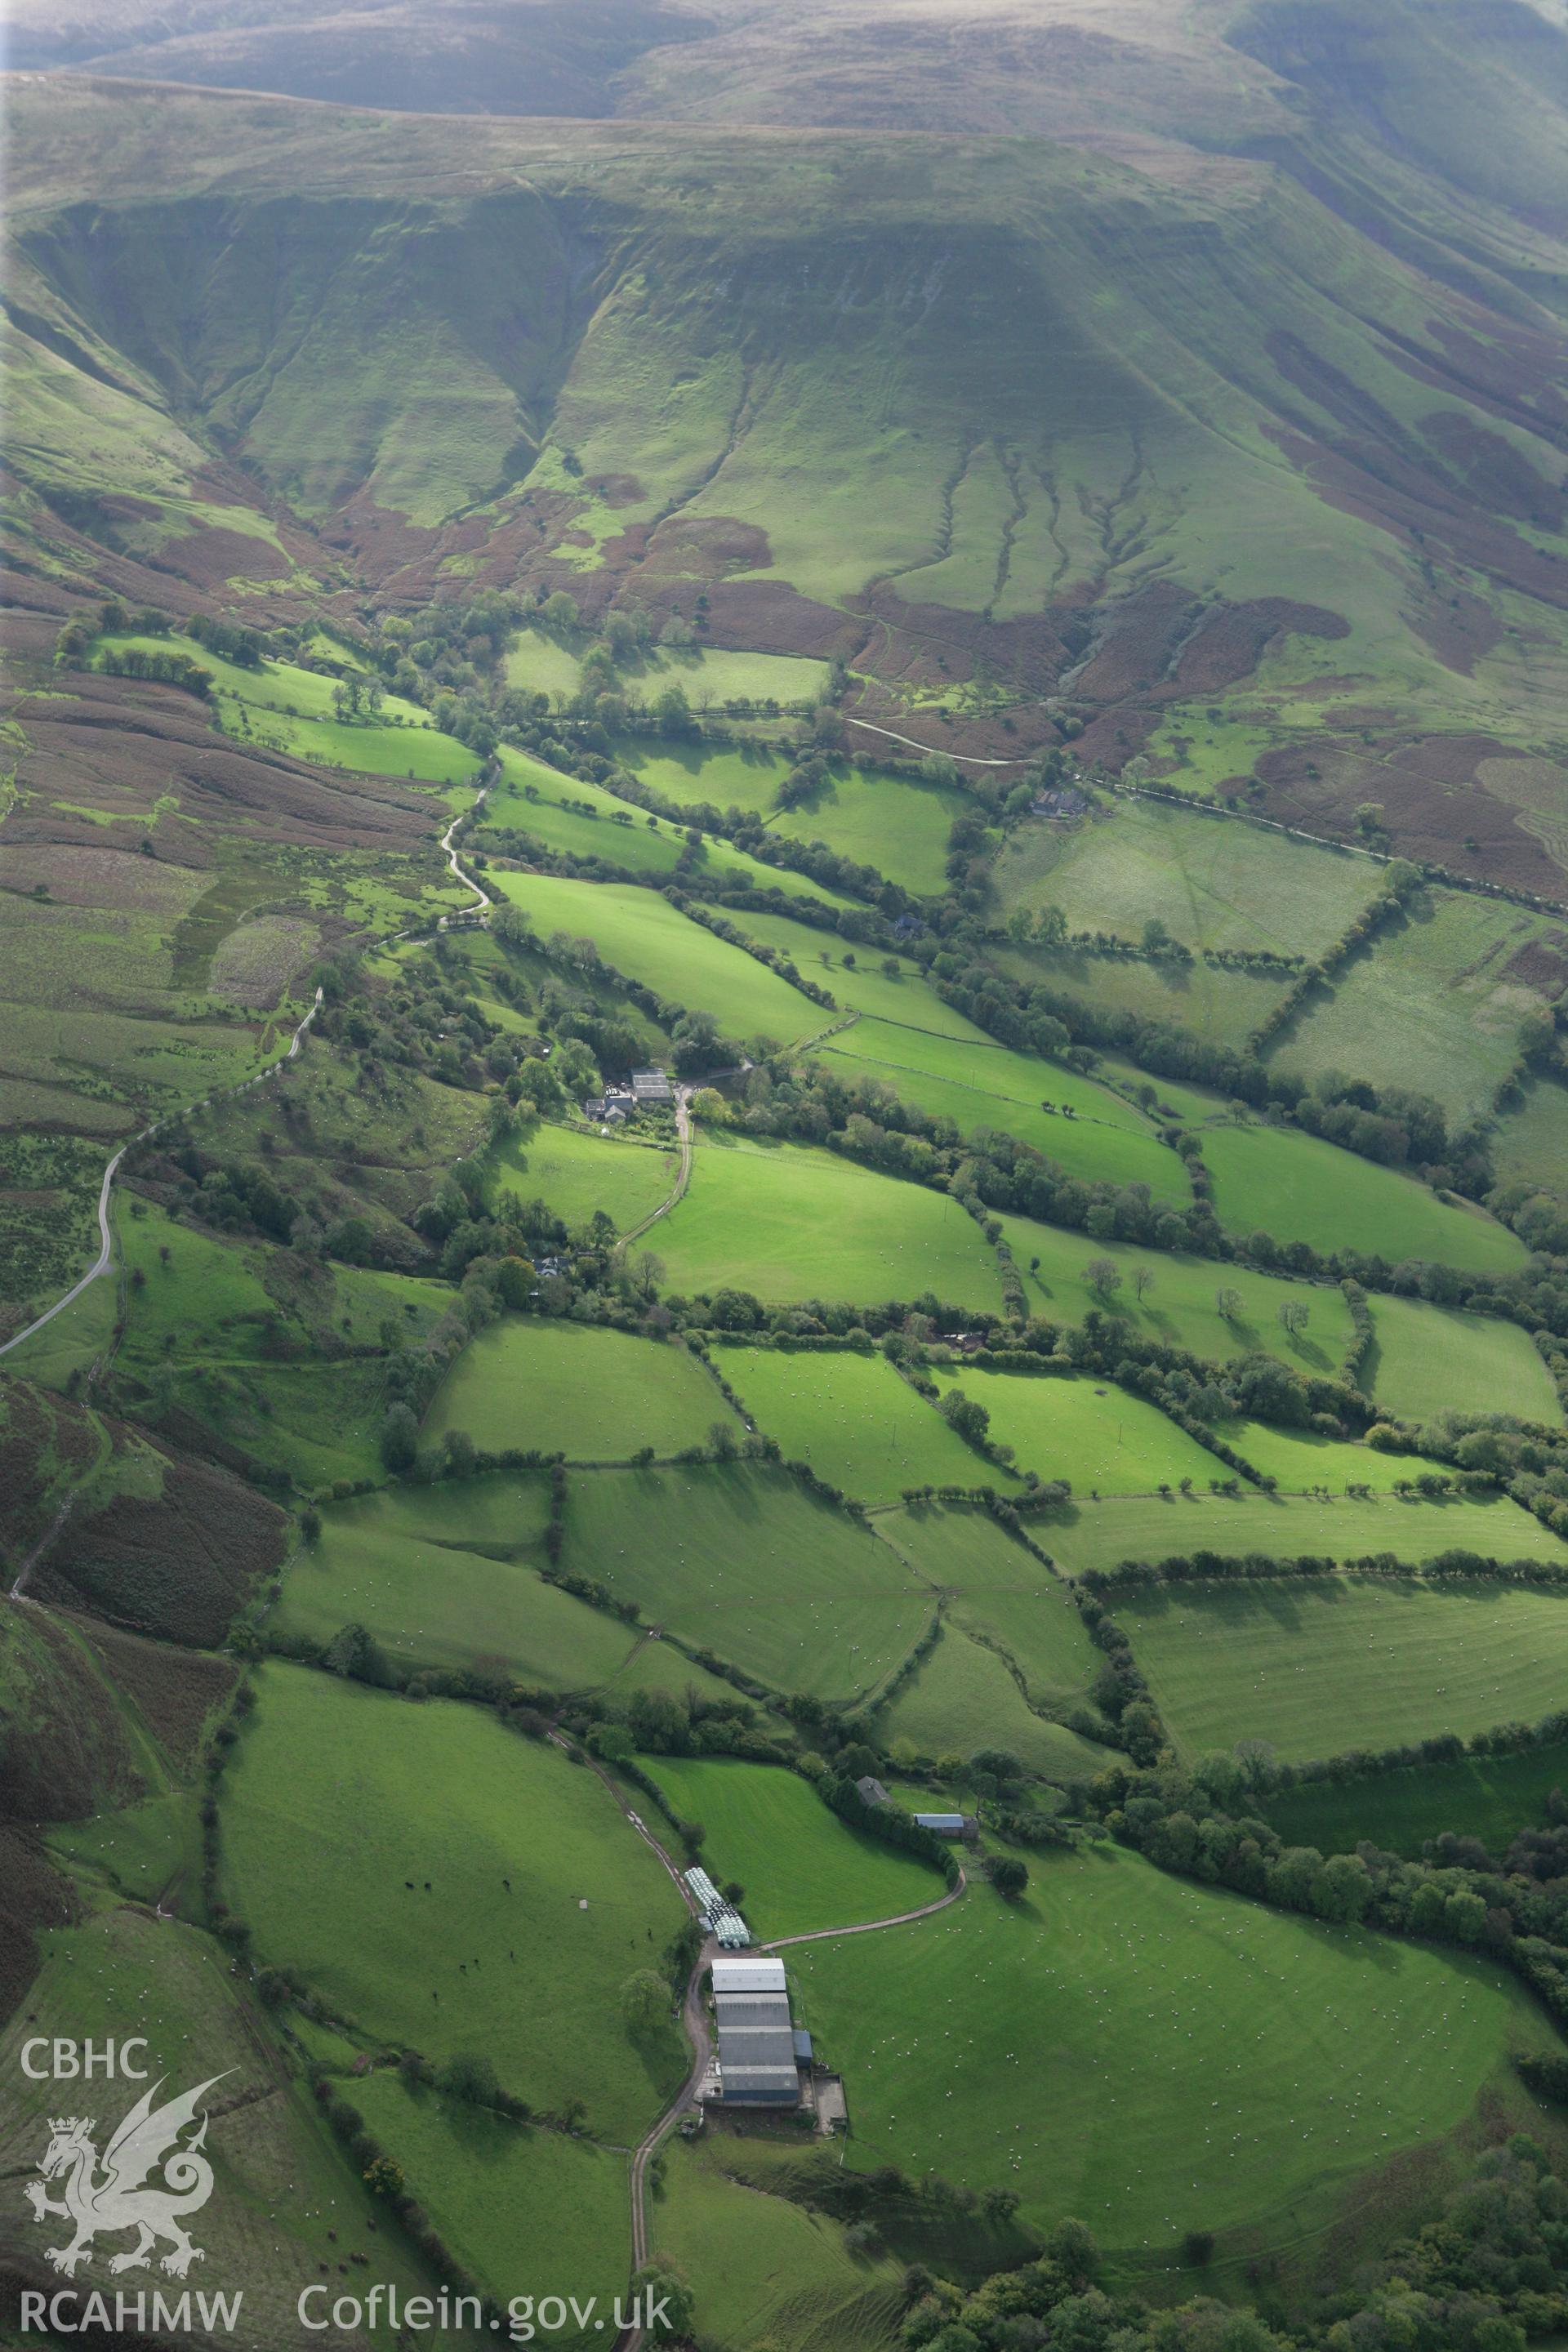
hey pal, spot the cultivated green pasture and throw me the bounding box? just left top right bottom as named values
left=0, top=1909, right=438, bottom=2347
left=1365, top=1293, right=1564, bottom=1426
left=791, top=1843, right=1557, bottom=2256
left=507, top=635, right=827, bottom=709
left=997, top=939, right=1290, bottom=1054
left=274, top=1476, right=651, bottom=1686
left=657, top=1137, right=1002, bottom=1308
left=221, top=1665, right=688, bottom=2139
left=1492, top=1076, right=1568, bottom=1199
left=877, top=1498, right=1107, bottom=1716
left=643, top=1757, right=942, bottom=1936
left=817, top=1018, right=1189, bottom=1201
left=487, top=743, right=849, bottom=905
left=559, top=1463, right=927, bottom=1702
left=1272, top=891, right=1565, bottom=1123
left=1264, top=1740, right=1568, bottom=1860
left=1114, top=1575, right=1568, bottom=1762
left=721, top=909, right=985, bottom=1039
left=1042, top=1489, right=1562, bottom=1577
left=1200, top=1120, right=1525, bottom=1274
left=489, top=874, right=816, bottom=1044
left=720, top=1345, right=983, bottom=1499
left=425, top=1321, right=734, bottom=1459
left=494, top=1120, right=678, bottom=1232
left=615, top=741, right=963, bottom=893
left=1213, top=1419, right=1452, bottom=1494
left=654, top=2137, right=904, bottom=2352
left=991, top=799, right=1380, bottom=959
left=1000, top=1210, right=1356, bottom=1370
left=870, top=1624, right=1109, bottom=1779
left=351, top=2075, right=629, bottom=2341
left=926, top=1365, right=1223, bottom=1494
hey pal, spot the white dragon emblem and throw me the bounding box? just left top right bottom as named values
left=24, top=2074, right=231, bottom=2278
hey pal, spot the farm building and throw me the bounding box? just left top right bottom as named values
left=630, top=1067, right=674, bottom=1106
left=914, top=1811, right=974, bottom=1838
left=857, top=1775, right=890, bottom=1807
left=685, top=1864, right=752, bottom=1948
left=585, top=1087, right=636, bottom=1125
left=708, top=1954, right=801, bottom=2108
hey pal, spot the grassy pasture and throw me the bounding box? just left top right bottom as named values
left=425, top=1321, right=733, bottom=1460
left=221, top=1665, right=688, bottom=2139
left=488, top=873, right=816, bottom=1044
left=871, top=1624, right=1109, bottom=1779
left=1264, top=1740, right=1568, bottom=1860
left=487, top=743, right=848, bottom=905
left=927, top=1365, right=1223, bottom=1495
left=1041, top=1488, right=1562, bottom=1578
left=351, top=2075, right=629, bottom=2341
left=559, top=1464, right=927, bottom=1702
left=0, top=1909, right=436, bottom=2345
left=657, top=1137, right=1002, bottom=1309
left=274, top=1476, right=653, bottom=1687
left=1365, top=1293, right=1563, bottom=1427
left=817, top=1018, right=1189, bottom=1201
left=494, top=1120, right=678, bottom=1232
left=615, top=740, right=963, bottom=893
left=506, top=633, right=827, bottom=710
left=1213, top=1419, right=1453, bottom=1494
left=1000, top=1209, right=1356, bottom=1371
left=1115, top=1575, right=1568, bottom=1762
left=721, top=908, right=986, bottom=1039
left=1272, top=891, right=1565, bottom=1122
left=720, top=1345, right=983, bottom=1499
left=791, top=1843, right=1558, bottom=2256
left=997, top=938, right=1290, bottom=1054
left=1491, top=1076, right=1568, bottom=1199
left=654, top=2136, right=904, bottom=2352
left=991, top=800, right=1380, bottom=958
left=643, top=1757, right=942, bottom=1936
left=1200, top=1121, right=1525, bottom=1275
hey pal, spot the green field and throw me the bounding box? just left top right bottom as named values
left=1264, top=1740, right=1568, bottom=1860
left=927, top=1365, right=1224, bottom=1494
left=721, top=908, right=986, bottom=1038
left=494, top=1120, right=679, bottom=1232
left=990, top=799, right=1382, bottom=959
left=1000, top=1209, right=1356, bottom=1371
left=1213, top=1419, right=1454, bottom=1494
left=643, top=1757, right=943, bottom=1936
left=654, top=2136, right=903, bottom=2352
left=1365, top=1293, right=1564, bottom=1427
left=817, top=1018, right=1189, bottom=1201
left=351, top=2074, right=629, bottom=2340
left=871, top=1621, right=1110, bottom=1779
left=1492, top=1075, right=1568, bottom=1199
left=507, top=633, right=828, bottom=710
left=1115, top=1574, right=1568, bottom=1762
left=0, top=1909, right=438, bottom=2347
left=274, top=1475, right=655, bottom=1686
left=998, top=938, right=1290, bottom=1054
left=489, top=873, right=817, bottom=1044
left=559, top=1463, right=927, bottom=1702
left=790, top=1842, right=1558, bottom=2256
left=720, top=1346, right=985, bottom=1499
left=1042, top=1488, right=1563, bottom=1577
left=1200, top=1121, right=1525, bottom=1275
left=426, top=1321, right=735, bottom=1460
left=616, top=741, right=964, bottom=893
left=1273, top=892, right=1566, bottom=1123
left=487, top=742, right=849, bottom=904
left=876, top=1502, right=1107, bottom=1718
left=658, top=1137, right=1002, bottom=1308
left=223, top=1667, right=688, bottom=2137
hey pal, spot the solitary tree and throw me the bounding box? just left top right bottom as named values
left=619, top=1971, right=670, bottom=2038
left=1276, top=1299, right=1311, bottom=1338
left=1214, top=1286, right=1243, bottom=1322
left=1082, top=1258, right=1121, bottom=1300
left=1132, top=1266, right=1156, bottom=1303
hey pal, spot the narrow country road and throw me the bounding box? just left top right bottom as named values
left=439, top=786, right=492, bottom=917
left=845, top=714, right=1030, bottom=767
left=617, top=1085, right=693, bottom=1251
left=0, top=985, right=324, bottom=1365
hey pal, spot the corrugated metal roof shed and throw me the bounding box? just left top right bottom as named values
left=712, top=1955, right=786, bottom=1993
left=714, top=1993, right=791, bottom=2028
left=716, top=2028, right=796, bottom=2068
left=792, top=2027, right=814, bottom=2064
left=915, top=1812, right=965, bottom=1833
left=719, top=2066, right=800, bottom=2103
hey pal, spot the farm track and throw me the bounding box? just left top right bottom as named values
left=0, top=780, right=496, bottom=1370
left=617, top=1086, right=693, bottom=1249
left=844, top=714, right=1029, bottom=767
left=568, top=1731, right=970, bottom=2347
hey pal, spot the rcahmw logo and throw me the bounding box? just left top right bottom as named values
left=18, top=2037, right=242, bottom=2332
